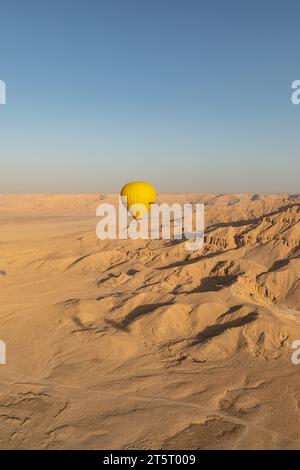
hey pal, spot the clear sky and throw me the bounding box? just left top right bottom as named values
left=0, top=0, right=299, bottom=193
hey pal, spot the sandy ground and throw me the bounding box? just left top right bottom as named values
left=0, top=192, right=299, bottom=450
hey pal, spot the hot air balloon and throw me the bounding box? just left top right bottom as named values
left=120, top=181, right=156, bottom=219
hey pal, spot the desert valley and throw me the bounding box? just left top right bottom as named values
left=0, top=193, right=299, bottom=449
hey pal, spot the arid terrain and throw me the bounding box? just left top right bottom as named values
left=0, top=193, right=299, bottom=449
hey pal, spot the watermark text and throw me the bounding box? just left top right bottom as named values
left=96, top=198, right=205, bottom=251
left=291, top=80, right=300, bottom=105
left=0, top=340, right=6, bottom=364
left=0, top=80, right=6, bottom=105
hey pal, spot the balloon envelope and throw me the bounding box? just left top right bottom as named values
left=120, top=181, right=157, bottom=219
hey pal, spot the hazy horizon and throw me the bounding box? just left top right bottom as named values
left=1, top=0, right=300, bottom=193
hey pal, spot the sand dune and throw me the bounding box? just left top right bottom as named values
left=0, top=193, right=300, bottom=449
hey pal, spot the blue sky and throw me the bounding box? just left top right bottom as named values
left=0, top=0, right=299, bottom=193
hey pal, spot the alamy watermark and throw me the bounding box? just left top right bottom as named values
left=0, top=340, right=6, bottom=364
left=1, top=82, right=8, bottom=363
left=96, top=198, right=205, bottom=251
left=0, top=80, right=6, bottom=104
left=291, top=80, right=300, bottom=105
left=291, top=340, right=300, bottom=365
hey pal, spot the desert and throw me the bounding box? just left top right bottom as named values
left=0, top=192, right=299, bottom=449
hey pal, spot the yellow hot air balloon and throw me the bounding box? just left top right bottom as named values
left=120, top=181, right=156, bottom=219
